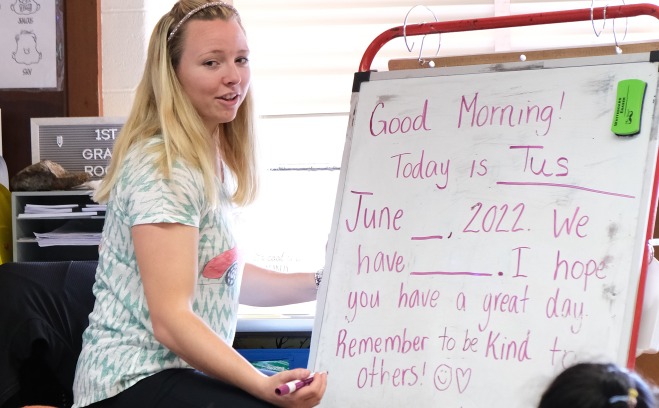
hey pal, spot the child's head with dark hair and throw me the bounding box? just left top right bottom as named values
left=539, top=363, right=656, bottom=408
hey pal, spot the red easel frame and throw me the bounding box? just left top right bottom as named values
left=357, top=3, right=659, bottom=369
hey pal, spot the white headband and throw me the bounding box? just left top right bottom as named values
left=167, top=2, right=236, bottom=43
left=609, top=388, right=638, bottom=407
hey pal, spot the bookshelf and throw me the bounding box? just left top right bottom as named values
left=12, top=190, right=104, bottom=262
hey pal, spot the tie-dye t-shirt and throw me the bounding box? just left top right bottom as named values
left=72, top=138, right=243, bottom=407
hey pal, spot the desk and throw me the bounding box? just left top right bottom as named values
left=237, top=315, right=314, bottom=333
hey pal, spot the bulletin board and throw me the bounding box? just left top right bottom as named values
left=308, top=5, right=659, bottom=408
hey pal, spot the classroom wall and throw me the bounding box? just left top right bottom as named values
left=100, top=0, right=175, bottom=116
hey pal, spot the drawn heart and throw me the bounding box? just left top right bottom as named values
left=456, top=367, right=472, bottom=393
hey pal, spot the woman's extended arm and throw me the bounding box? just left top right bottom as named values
left=133, top=223, right=325, bottom=406
left=239, top=262, right=318, bottom=306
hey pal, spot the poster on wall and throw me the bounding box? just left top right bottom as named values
left=0, top=0, right=59, bottom=89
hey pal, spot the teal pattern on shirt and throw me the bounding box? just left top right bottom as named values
left=72, top=138, right=242, bottom=407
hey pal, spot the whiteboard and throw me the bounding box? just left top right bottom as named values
left=309, top=54, right=659, bottom=408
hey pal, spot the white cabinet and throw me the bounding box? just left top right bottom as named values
left=11, top=190, right=104, bottom=262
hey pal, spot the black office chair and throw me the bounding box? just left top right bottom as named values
left=0, top=261, right=97, bottom=408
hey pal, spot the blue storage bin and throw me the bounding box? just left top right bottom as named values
left=236, top=348, right=310, bottom=370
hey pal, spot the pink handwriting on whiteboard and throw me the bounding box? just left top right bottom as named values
left=552, top=250, right=607, bottom=291
left=335, top=328, right=430, bottom=359
left=390, top=150, right=450, bottom=189
left=357, top=357, right=424, bottom=388
left=457, top=91, right=565, bottom=136
left=549, top=336, right=577, bottom=368
left=478, top=285, right=530, bottom=332
left=433, top=364, right=472, bottom=393
left=508, top=145, right=569, bottom=177
left=345, top=191, right=404, bottom=232
left=484, top=329, right=531, bottom=362
left=345, top=289, right=380, bottom=323
left=462, top=202, right=526, bottom=234
left=553, top=207, right=589, bottom=238
left=370, top=99, right=432, bottom=137
left=357, top=244, right=405, bottom=274
left=546, top=287, right=585, bottom=334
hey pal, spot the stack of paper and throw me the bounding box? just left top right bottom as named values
left=33, top=220, right=102, bottom=247
left=25, top=203, right=78, bottom=213
left=83, top=203, right=107, bottom=215
left=18, top=203, right=97, bottom=218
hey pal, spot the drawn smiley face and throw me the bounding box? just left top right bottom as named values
left=433, top=364, right=452, bottom=391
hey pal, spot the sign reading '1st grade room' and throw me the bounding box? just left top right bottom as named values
left=310, top=56, right=659, bottom=408
left=31, top=117, right=125, bottom=180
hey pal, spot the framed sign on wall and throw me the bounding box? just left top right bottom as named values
left=30, top=117, right=125, bottom=180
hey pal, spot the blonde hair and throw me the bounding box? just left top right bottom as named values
left=95, top=0, right=258, bottom=207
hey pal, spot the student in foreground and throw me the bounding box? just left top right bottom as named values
left=539, top=362, right=656, bottom=408
left=71, top=1, right=327, bottom=407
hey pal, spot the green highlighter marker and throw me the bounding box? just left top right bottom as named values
left=611, top=79, right=647, bottom=136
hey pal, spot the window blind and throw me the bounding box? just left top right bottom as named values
left=234, top=0, right=658, bottom=116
